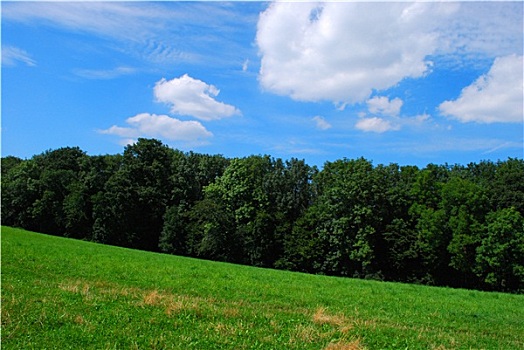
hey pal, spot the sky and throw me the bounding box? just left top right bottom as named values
left=2, top=1, right=523, bottom=168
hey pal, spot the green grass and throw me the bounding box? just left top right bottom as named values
left=2, top=226, right=523, bottom=349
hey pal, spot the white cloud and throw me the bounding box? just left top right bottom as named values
left=2, top=2, right=257, bottom=67
left=390, top=137, right=523, bottom=156
left=154, top=74, right=241, bottom=121
left=256, top=2, right=522, bottom=106
left=2, top=2, right=168, bottom=42
left=256, top=2, right=454, bottom=104
left=355, top=117, right=400, bottom=133
left=439, top=54, right=523, bottom=123
left=74, top=66, right=136, bottom=80
left=366, top=96, right=403, bottom=117
left=355, top=96, right=421, bottom=133
left=2, top=45, right=36, bottom=67
left=242, top=59, right=249, bottom=72
left=99, top=113, right=213, bottom=144
left=435, top=2, right=523, bottom=61
left=99, top=125, right=139, bottom=138
left=312, top=116, right=331, bottom=130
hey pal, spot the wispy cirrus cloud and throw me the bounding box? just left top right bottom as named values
left=434, top=2, right=523, bottom=62
left=389, top=137, right=523, bottom=156
left=2, top=45, right=36, bottom=67
left=2, top=2, right=166, bottom=42
left=2, top=2, right=257, bottom=68
left=74, top=66, right=137, bottom=80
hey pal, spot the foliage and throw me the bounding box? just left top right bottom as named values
left=2, top=139, right=524, bottom=292
left=475, top=208, right=524, bottom=292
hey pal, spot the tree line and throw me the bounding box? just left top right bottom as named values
left=2, top=138, right=523, bottom=293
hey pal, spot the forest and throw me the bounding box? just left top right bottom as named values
left=2, top=138, right=523, bottom=293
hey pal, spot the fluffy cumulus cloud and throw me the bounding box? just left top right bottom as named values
left=256, top=2, right=455, bottom=104
left=354, top=96, right=404, bottom=133
left=355, top=117, right=400, bottom=133
left=439, top=54, right=523, bottom=123
left=99, top=113, right=212, bottom=145
left=366, top=96, right=403, bottom=117
left=154, top=74, right=241, bottom=121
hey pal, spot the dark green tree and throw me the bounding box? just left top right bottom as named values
left=442, top=175, right=489, bottom=287
left=159, top=151, right=229, bottom=255
left=407, top=164, right=451, bottom=285
left=64, top=154, right=123, bottom=239
left=1, top=156, right=22, bottom=178
left=304, top=158, right=380, bottom=278
left=475, top=207, right=524, bottom=292
left=2, top=147, right=87, bottom=235
left=202, top=155, right=276, bottom=266
left=1, top=158, right=40, bottom=230
left=186, top=198, right=239, bottom=262
left=93, top=139, right=173, bottom=251
left=491, top=159, right=524, bottom=214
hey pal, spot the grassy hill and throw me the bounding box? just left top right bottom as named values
left=2, top=227, right=523, bottom=349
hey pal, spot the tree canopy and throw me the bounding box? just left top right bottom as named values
left=2, top=139, right=523, bottom=293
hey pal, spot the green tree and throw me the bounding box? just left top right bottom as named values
left=159, top=203, right=189, bottom=255
left=274, top=158, right=318, bottom=270
left=186, top=198, right=239, bottom=262
left=1, top=156, right=22, bottom=178
left=1, top=158, right=40, bottom=230
left=491, top=159, right=524, bottom=214
left=160, top=152, right=229, bottom=255
left=64, top=154, right=123, bottom=240
left=203, top=155, right=276, bottom=266
left=93, top=139, right=173, bottom=251
left=279, top=205, right=325, bottom=273
left=379, top=165, right=422, bottom=281
left=475, top=207, right=524, bottom=292
left=442, top=175, right=488, bottom=287
left=383, top=218, right=430, bottom=282
left=306, top=158, right=380, bottom=277
left=2, top=147, right=87, bottom=235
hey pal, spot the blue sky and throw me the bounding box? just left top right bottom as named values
left=2, top=1, right=523, bottom=168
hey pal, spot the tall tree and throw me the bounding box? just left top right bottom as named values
left=408, top=165, right=450, bottom=285
left=64, top=154, right=123, bottom=239
left=202, top=155, right=276, bottom=266
left=275, top=158, right=318, bottom=269
left=475, top=207, right=524, bottom=292
left=159, top=152, right=229, bottom=255
left=442, top=175, right=489, bottom=287
left=93, top=139, right=173, bottom=251
left=305, top=158, right=381, bottom=277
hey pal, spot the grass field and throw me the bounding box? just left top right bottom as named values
left=2, top=226, right=523, bottom=349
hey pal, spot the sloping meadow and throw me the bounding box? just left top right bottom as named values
left=2, top=227, right=523, bottom=349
